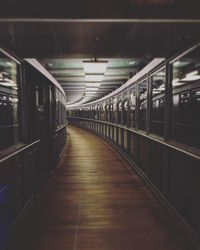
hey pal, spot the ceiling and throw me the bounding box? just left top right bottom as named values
left=41, top=58, right=146, bottom=104
left=1, top=0, right=200, bottom=19
left=0, top=21, right=200, bottom=105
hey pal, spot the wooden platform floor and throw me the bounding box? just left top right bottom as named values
left=9, top=125, right=196, bottom=250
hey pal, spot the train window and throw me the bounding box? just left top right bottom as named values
left=129, top=86, right=136, bottom=128
left=171, top=46, right=200, bottom=148
left=55, top=89, right=66, bottom=128
left=106, top=103, right=110, bottom=122
left=0, top=52, right=20, bottom=150
left=138, top=79, right=148, bottom=131
left=110, top=103, right=113, bottom=122
left=56, top=89, right=59, bottom=126
left=89, top=106, right=91, bottom=118
left=123, top=99, right=128, bottom=125
left=150, top=68, right=166, bottom=137
left=92, top=106, right=95, bottom=119
left=101, top=102, right=106, bottom=120
left=118, top=100, right=122, bottom=124
left=94, top=105, right=98, bottom=119
left=113, top=97, right=117, bottom=123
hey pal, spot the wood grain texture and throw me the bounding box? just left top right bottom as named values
left=8, top=125, right=196, bottom=250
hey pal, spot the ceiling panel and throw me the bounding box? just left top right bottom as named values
left=0, top=21, right=200, bottom=104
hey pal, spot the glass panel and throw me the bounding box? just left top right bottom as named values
left=171, top=47, right=200, bottom=148
left=56, top=89, right=59, bottom=127
left=101, top=102, right=106, bottom=120
left=150, top=68, right=166, bottom=137
left=113, top=97, right=117, bottom=123
left=106, top=103, right=110, bottom=122
left=130, top=86, right=136, bottom=128
left=94, top=105, right=98, bottom=119
left=0, top=53, right=20, bottom=150
left=118, top=100, right=122, bottom=124
left=123, top=99, right=128, bottom=125
left=138, top=79, right=148, bottom=131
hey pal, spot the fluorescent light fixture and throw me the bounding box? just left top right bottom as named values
left=85, top=74, right=104, bottom=82
left=86, top=82, right=101, bottom=87
left=83, top=61, right=108, bottom=74
left=129, top=61, right=135, bottom=65
left=86, top=87, right=99, bottom=91
left=85, top=91, right=97, bottom=94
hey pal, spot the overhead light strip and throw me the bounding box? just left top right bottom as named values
left=85, top=74, right=104, bottom=82
left=83, top=61, right=108, bottom=74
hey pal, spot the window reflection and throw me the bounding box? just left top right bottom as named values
left=150, top=68, right=165, bottom=137
left=0, top=53, right=20, bottom=150
left=106, top=103, right=110, bottom=121
left=123, top=98, right=128, bottom=125
left=118, top=98, right=122, bottom=124
left=130, top=86, right=136, bottom=128
left=138, top=79, right=148, bottom=131
left=113, top=97, right=117, bottom=123
left=171, top=47, right=200, bottom=148
left=56, top=89, right=66, bottom=128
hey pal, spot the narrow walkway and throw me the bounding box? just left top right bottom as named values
left=9, top=125, right=195, bottom=250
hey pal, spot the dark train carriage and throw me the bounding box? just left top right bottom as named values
left=24, top=59, right=67, bottom=178
left=0, top=49, right=67, bottom=249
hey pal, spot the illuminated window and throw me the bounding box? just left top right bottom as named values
left=171, top=46, right=200, bottom=148
left=0, top=51, right=20, bottom=150
left=138, top=79, right=148, bottom=131
left=150, top=68, right=165, bottom=137
left=129, top=86, right=136, bottom=128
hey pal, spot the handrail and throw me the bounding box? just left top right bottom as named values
left=54, top=121, right=68, bottom=133
left=0, top=140, right=40, bottom=164
left=68, top=116, right=200, bottom=161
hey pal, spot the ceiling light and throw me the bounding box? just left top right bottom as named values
left=129, top=61, right=135, bottom=65
left=83, top=61, right=108, bottom=74
left=86, top=87, right=99, bottom=91
left=85, top=91, right=97, bottom=94
left=47, top=63, right=53, bottom=67
left=85, top=74, right=104, bottom=82
left=86, top=82, right=101, bottom=87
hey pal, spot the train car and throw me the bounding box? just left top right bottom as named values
left=0, top=48, right=67, bottom=249
left=67, top=43, right=200, bottom=242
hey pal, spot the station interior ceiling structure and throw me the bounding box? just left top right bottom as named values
left=1, top=21, right=200, bottom=105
